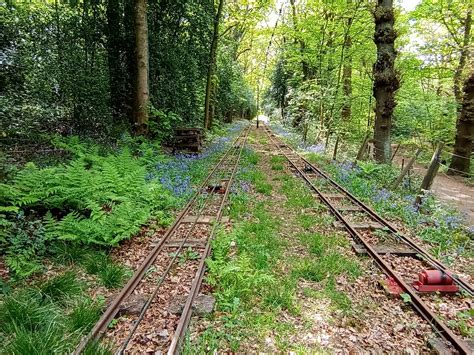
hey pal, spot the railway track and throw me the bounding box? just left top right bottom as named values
left=74, top=125, right=250, bottom=354
left=263, top=125, right=473, bottom=354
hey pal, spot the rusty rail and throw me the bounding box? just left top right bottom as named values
left=74, top=125, right=249, bottom=355
left=263, top=125, right=472, bottom=355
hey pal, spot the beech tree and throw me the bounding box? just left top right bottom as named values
left=372, top=0, right=400, bottom=163
left=204, top=0, right=225, bottom=130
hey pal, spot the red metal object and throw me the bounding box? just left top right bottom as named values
left=413, top=270, right=459, bottom=293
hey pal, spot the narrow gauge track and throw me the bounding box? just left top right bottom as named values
left=75, top=125, right=250, bottom=355
left=263, top=125, right=473, bottom=354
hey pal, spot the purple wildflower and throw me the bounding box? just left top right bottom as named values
left=373, top=188, right=392, bottom=203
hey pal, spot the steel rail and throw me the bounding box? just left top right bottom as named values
left=118, top=126, right=250, bottom=354
left=117, top=165, right=226, bottom=354
left=74, top=125, right=249, bottom=355
left=266, top=128, right=473, bottom=295
left=263, top=126, right=471, bottom=355
left=168, top=128, right=250, bottom=354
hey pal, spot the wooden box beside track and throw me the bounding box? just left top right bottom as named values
left=173, top=128, right=203, bottom=153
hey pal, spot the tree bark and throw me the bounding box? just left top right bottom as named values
left=453, top=9, right=472, bottom=115
left=204, top=0, right=225, bottom=130
left=134, top=0, right=149, bottom=135
left=372, top=0, right=400, bottom=163
left=448, top=71, right=474, bottom=175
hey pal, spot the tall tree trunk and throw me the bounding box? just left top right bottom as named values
left=453, top=9, right=472, bottom=115
left=372, top=0, right=400, bottom=163
left=204, top=0, right=225, bottom=130
left=124, top=1, right=136, bottom=126
left=448, top=71, right=474, bottom=175
left=134, top=0, right=149, bottom=135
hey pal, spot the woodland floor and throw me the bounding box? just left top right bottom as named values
left=183, top=127, right=457, bottom=353
left=393, top=155, right=474, bottom=226
left=1, top=124, right=472, bottom=354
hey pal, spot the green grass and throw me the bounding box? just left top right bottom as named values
left=293, top=253, right=360, bottom=282
left=184, top=143, right=360, bottom=351
left=39, top=271, right=83, bottom=303
left=243, top=169, right=273, bottom=195
left=270, top=156, right=286, bottom=171
left=280, top=176, right=315, bottom=209
left=51, top=242, right=90, bottom=266
left=0, top=271, right=106, bottom=353
left=296, top=212, right=334, bottom=229
left=97, top=263, right=128, bottom=289
left=82, top=252, right=129, bottom=289
left=67, top=299, right=102, bottom=332
left=4, top=324, right=72, bottom=355
left=0, top=289, right=59, bottom=334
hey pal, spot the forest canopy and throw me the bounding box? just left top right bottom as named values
left=0, top=0, right=472, bottom=174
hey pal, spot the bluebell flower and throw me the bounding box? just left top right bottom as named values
left=304, top=144, right=325, bottom=154
left=373, top=188, right=392, bottom=203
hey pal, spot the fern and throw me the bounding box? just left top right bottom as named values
left=3, top=149, right=177, bottom=247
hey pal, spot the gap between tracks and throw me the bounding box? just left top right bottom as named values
left=183, top=126, right=435, bottom=353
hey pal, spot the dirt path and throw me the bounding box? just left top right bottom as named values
left=393, top=155, right=474, bottom=226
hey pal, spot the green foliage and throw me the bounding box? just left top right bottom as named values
left=82, top=252, right=128, bottom=289
left=0, top=275, right=105, bottom=353
left=4, top=324, right=72, bottom=355
left=293, top=253, right=360, bottom=283
left=0, top=289, right=58, bottom=334
left=39, top=272, right=83, bottom=303
left=50, top=241, right=91, bottom=266
left=281, top=176, right=315, bottom=209
left=1, top=149, right=177, bottom=247
left=148, top=107, right=183, bottom=142
left=67, top=299, right=102, bottom=332
left=311, top=154, right=472, bottom=260
left=207, top=204, right=281, bottom=311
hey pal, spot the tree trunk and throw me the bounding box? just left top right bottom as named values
left=448, top=71, right=474, bottom=175
left=453, top=9, right=472, bottom=115
left=204, top=0, right=225, bottom=130
left=124, top=1, right=136, bottom=126
left=372, top=0, right=400, bottom=163
left=134, top=0, right=149, bottom=135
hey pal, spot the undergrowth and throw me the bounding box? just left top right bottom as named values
left=184, top=134, right=358, bottom=352
left=270, top=122, right=472, bottom=263
left=1, top=122, right=245, bottom=279
left=306, top=154, right=472, bottom=262
left=0, top=272, right=110, bottom=354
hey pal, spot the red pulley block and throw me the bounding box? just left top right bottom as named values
left=412, top=270, right=459, bottom=293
